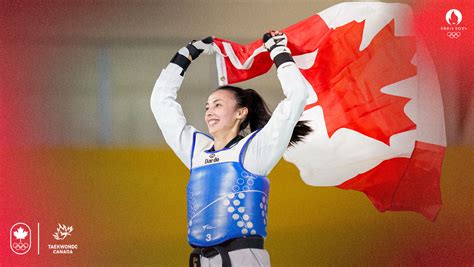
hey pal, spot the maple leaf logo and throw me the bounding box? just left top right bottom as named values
left=52, top=223, right=74, bottom=240
left=302, top=19, right=416, bottom=145
left=13, top=227, right=28, bottom=242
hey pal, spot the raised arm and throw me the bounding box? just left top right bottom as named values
left=243, top=31, right=310, bottom=175
left=150, top=37, right=214, bottom=169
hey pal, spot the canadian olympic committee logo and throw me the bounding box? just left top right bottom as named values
left=10, top=223, right=32, bottom=255
left=440, top=8, right=468, bottom=39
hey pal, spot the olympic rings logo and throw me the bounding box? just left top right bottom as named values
left=447, top=32, right=461, bottom=39
left=12, top=242, right=30, bottom=251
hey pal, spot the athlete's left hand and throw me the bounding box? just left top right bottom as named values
left=262, top=30, right=294, bottom=68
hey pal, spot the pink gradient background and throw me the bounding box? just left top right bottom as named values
left=1, top=1, right=473, bottom=265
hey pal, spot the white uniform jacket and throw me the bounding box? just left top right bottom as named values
left=150, top=62, right=309, bottom=176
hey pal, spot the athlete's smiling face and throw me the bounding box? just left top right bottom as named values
left=205, top=90, right=247, bottom=137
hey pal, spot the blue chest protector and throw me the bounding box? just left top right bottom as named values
left=187, top=131, right=270, bottom=247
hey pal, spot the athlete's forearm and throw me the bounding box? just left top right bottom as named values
left=150, top=63, right=195, bottom=169
left=243, top=33, right=309, bottom=176
left=150, top=37, right=216, bottom=169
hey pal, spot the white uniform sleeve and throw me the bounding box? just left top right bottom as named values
left=243, top=63, right=309, bottom=176
left=150, top=63, right=197, bottom=169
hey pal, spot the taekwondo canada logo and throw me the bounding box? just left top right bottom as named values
left=440, top=9, right=468, bottom=39
left=52, top=223, right=74, bottom=240
left=10, top=223, right=32, bottom=255
left=48, top=223, right=79, bottom=254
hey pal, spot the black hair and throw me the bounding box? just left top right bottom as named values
left=217, top=85, right=312, bottom=147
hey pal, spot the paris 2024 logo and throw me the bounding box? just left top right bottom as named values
left=441, top=9, right=468, bottom=39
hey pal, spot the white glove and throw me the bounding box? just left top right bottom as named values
left=171, top=36, right=215, bottom=75
left=263, top=31, right=294, bottom=68
left=177, top=36, right=215, bottom=59
left=190, top=37, right=215, bottom=56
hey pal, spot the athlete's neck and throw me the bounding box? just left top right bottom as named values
left=213, top=130, right=239, bottom=151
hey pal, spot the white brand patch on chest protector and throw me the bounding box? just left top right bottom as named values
left=192, top=133, right=254, bottom=168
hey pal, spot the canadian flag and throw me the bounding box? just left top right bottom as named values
left=213, top=2, right=446, bottom=221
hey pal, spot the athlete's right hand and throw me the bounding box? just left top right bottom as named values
left=170, top=36, right=214, bottom=75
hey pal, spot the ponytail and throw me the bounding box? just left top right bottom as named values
left=217, top=85, right=312, bottom=147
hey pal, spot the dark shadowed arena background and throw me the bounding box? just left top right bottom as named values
left=1, top=0, right=473, bottom=265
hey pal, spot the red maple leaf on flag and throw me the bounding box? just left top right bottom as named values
left=213, top=4, right=445, bottom=221
left=302, top=19, right=417, bottom=145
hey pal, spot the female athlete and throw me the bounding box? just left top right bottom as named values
left=151, top=31, right=311, bottom=266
